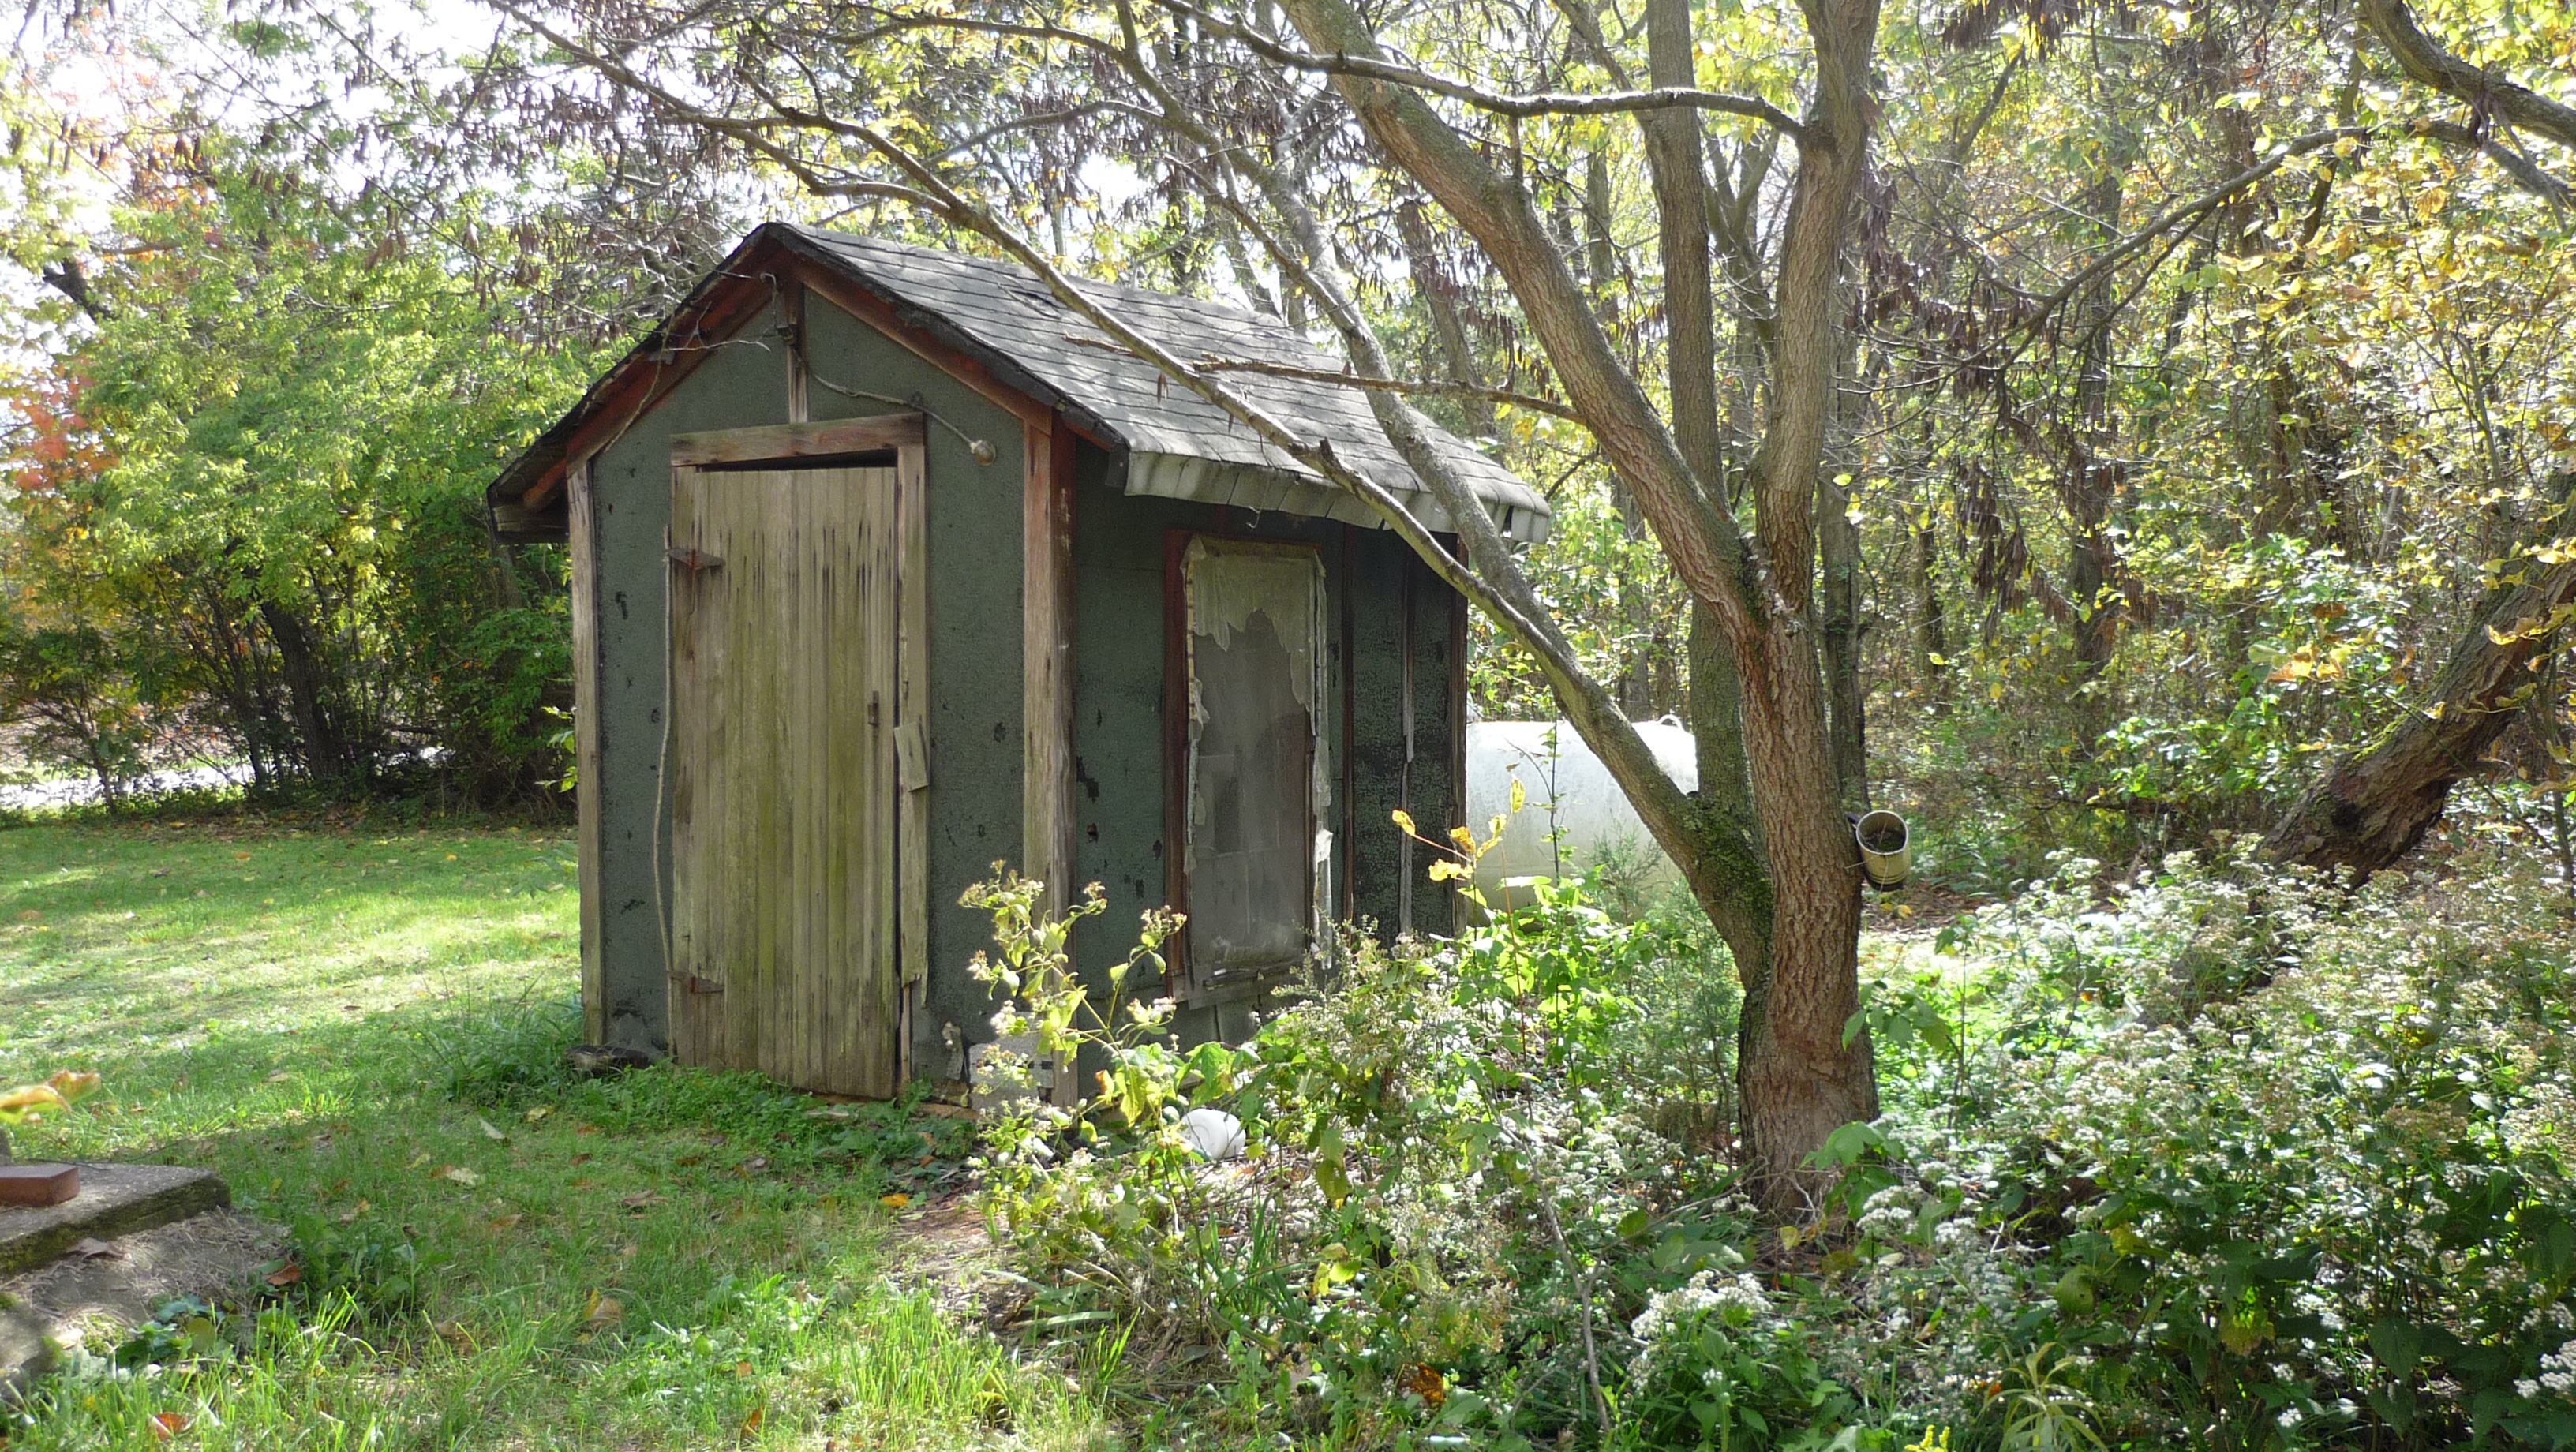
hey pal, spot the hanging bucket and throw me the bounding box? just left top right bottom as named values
left=1854, top=810, right=1911, bottom=889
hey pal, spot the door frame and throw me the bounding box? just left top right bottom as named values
left=665, top=413, right=930, bottom=1091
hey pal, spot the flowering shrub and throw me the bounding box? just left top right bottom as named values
left=968, top=843, right=2576, bottom=1450
left=1624, top=1259, right=1863, bottom=1450
left=1866, top=846, right=2576, bottom=1448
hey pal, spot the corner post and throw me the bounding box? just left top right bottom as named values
left=567, top=458, right=606, bottom=1045
left=1023, top=416, right=1079, bottom=1106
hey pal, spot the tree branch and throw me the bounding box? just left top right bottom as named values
left=1113, top=345, right=1585, bottom=421
left=2360, top=0, right=2576, bottom=155
left=2412, top=118, right=2574, bottom=207
left=1155, top=0, right=1809, bottom=137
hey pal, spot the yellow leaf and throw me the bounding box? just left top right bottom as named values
left=583, top=1292, right=623, bottom=1328
left=880, top=1192, right=912, bottom=1209
left=1508, top=777, right=1526, bottom=814
left=1447, top=825, right=1476, bottom=848
left=439, top=1166, right=481, bottom=1187
left=1390, top=810, right=1417, bottom=836
left=1427, top=860, right=1465, bottom=881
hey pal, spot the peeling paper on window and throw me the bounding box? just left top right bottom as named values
left=1182, top=537, right=1325, bottom=990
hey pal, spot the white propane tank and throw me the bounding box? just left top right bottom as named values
left=1462, top=719, right=1698, bottom=906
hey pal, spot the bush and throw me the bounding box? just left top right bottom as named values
left=969, top=842, right=2576, bottom=1450
left=1855, top=846, right=2576, bottom=1449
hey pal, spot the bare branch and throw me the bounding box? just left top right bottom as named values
left=1155, top=0, right=1809, bottom=137
left=1054, top=255, right=1579, bottom=421
left=1191, top=354, right=1586, bottom=421
left=2027, top=127, right=2366, bottom=324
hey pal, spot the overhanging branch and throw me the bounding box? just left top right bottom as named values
left=1155, top=0, right=1808, bottom=138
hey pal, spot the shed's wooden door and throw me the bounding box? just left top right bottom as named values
left=668, top=464, right=900, bottom=1098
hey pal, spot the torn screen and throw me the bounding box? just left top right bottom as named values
left=1183, top=537, right=1325, bottom=991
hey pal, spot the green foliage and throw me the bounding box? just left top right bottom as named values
left=971, top=844, right=2576, bottom=1449
left=2, top=124, right=589, bottom=807
left=1855, top=848, right=2576, bottom=1449
left=968, top=866, right=1775, bottom=1446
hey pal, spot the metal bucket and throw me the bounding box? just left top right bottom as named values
left=1854, top=810, right=1911, bottom=889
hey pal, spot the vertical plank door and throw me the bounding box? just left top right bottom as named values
left=668, top=465, right=901, bottom=1098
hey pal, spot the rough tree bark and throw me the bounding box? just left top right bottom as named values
left=1276, top=0, right=1881, bottom=1208
left=2265, top=472, right=2576, bottom=878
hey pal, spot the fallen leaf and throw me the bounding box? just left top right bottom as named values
left=583, top=1292, right=623, bottom=1328
left=477, top=1117, right=509, bottom=1143
left=440, top=1166, right=482, bottom=1188
left=739, top=1405, right=763, bottom=1436
left=234, top=852, right=252, bottom=862
left=489, top=1214, right=522, bottom=1230
left=523, top=1106, right=552, bottom=1124
left=268, top=1070, right=293, bottom=1083
left=742, top=1157, right=770, bottom=1174
left=433, top=1319, right=474, bottom=1349
left=266, top=1261, right=304, bottom=1287
left=879, top=1192, right=912, bottom=1210
left=444, top=854, right=458, bottom=861
left=619, top=1241, right=638, bottom=1259
left=150, top=1412, right=190, bottom=1440
left=69, top=1238, right=123, bottom=1260
left=736, top=1360, right=755, bottom=1378
left=575, top=1125, right=601, bottom=1137
left=406, top=1152, right=432, bottom=1169
left=338, top=1199, right=370, bottom=1224
left=620, top=1192, right=662, bottom=1211
left=570, top=1154, right=592, bottom=1166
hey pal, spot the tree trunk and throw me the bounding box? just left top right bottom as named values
left=1256, top=0, right=1878, bottom=1212
left=2265, top=472, right=2576, bottom=878
left=260, top=600, right=356, bottom=787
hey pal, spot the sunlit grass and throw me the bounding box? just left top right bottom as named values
left=0, top=817, right=1103, bottom=1451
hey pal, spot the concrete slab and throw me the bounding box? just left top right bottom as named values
left=0, top=1166, right=230, bottom=1277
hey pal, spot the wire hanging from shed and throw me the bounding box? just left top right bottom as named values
left=777, top=318, right=997, bottom=464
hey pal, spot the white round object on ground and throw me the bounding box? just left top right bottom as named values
left=1178, top=1107, right=1246, bottom=1162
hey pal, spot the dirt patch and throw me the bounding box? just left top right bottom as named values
left=886, top=1196, right=1012, bottom=1321
left=2, top=1210, right=283, bottom=1391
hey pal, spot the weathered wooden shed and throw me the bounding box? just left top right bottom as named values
left=489, top=223, right=1552, bottom=1098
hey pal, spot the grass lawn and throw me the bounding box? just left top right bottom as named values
left=0, top=814, right=1103, bottom=1450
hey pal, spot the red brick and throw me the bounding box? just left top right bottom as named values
left=0, top=1164, right=80, bottom=1207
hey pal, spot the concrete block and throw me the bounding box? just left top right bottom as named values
left=0, top=1165, right=229, bottom=1277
